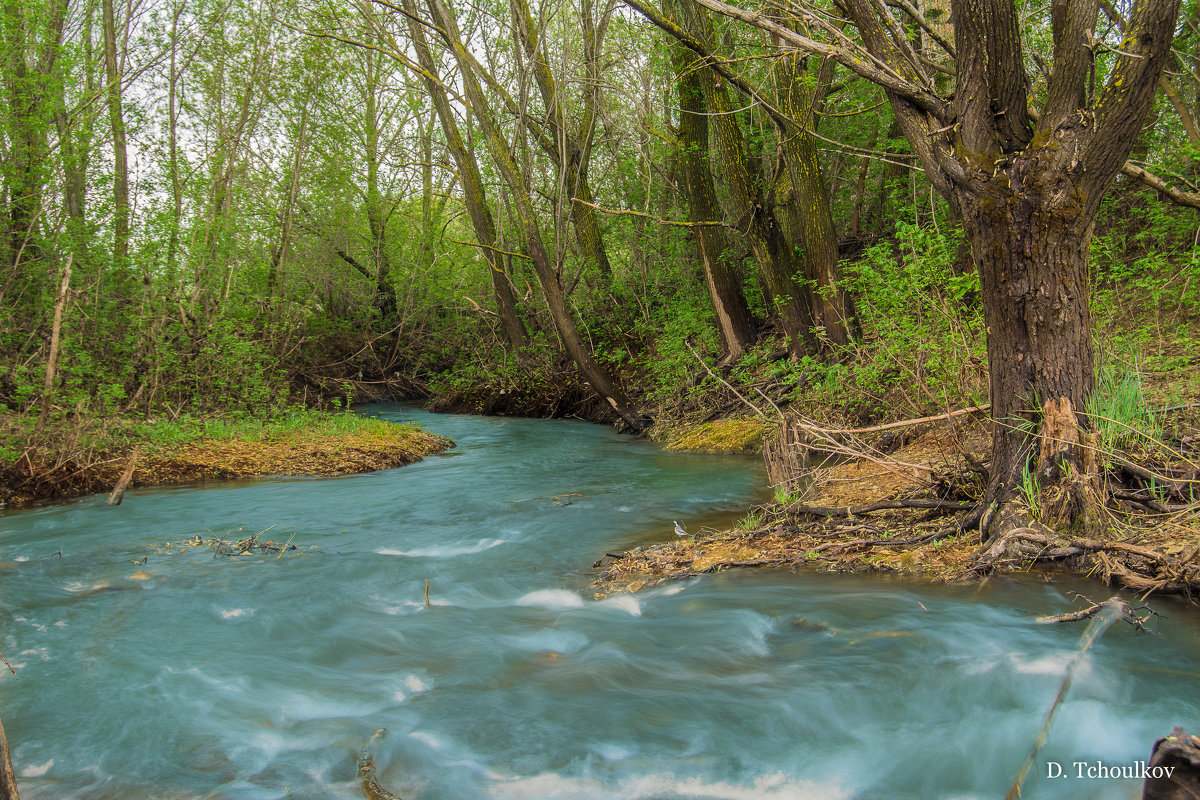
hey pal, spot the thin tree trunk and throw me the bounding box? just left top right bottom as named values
left=37, top=255, right=73, bottom=431
left=101, top=0, right=129, bottom=269
left=167, top=0, right=183, bottom=278
left=510, top=0, right=613, bottom=282
left=678, top=0, right=819, bottom=359
left=267, top=102, right=309, bottom=301
left=362, top=57, right=398, bottom=322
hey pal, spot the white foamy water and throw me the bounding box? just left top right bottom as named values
left=487, top=771, right=854, bottom=800
left=515, top=589, right=586, bottom=609
left=377, top=537, right=505, bottom=557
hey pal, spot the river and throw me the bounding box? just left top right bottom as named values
left=2, top=405, right=1198, bottom=799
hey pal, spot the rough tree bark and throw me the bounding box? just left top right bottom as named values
left=0, top=711, right=16, bottom=800
left=773, top=43, right=855, bottom=348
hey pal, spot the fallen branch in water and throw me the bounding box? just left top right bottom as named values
left=1006, top=595, right=1146, bottom=800
left=105, top=446, right=139, bottom=506
left=1035, top=594, right=1159, bottom=632
left=359, top=729, right=403, bottom=800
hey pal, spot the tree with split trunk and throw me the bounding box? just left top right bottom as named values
left=685, top=0, right=1181, bottom=536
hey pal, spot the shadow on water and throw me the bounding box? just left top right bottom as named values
left=1, top=404, right=1198, bottom=799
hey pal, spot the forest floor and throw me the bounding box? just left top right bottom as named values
left=0, top=413, right=453, bottom=507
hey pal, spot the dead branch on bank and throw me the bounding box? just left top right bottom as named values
left=791, top=498, right=973, bottom=518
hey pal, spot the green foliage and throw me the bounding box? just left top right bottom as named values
left=828, top=222, right=986, bottom=415
left=644, top=293, right=721, bottom=402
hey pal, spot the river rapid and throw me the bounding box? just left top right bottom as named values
left=2, top=405, right=1198, bottom=799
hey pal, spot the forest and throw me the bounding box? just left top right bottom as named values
left=7, top=0, right=1200, bottom=794
left=4, top=0, right=1200, bottom=540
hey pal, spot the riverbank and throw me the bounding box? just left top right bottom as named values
left=0, top=410, right=453, bottom=507
left=594, top=409, right=1200, bottom=598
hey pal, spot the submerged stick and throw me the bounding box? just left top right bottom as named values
left=1005, top=598, right=1127, bottom=800
left=358, top=728, right=402, bottom=800
left=0, top=649, right=16, bottom=681
left=424, top=580, right=430, bottom=608
left=105, top=446, right=139, bottom=506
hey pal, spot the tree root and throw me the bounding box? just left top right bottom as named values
left=965, top=508, right=1200, bottom=596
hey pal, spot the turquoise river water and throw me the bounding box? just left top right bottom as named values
left=2, top=405, right=1199, bottom=799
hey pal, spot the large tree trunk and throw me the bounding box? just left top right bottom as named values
left=0, top=711, right=16, bottom=800
left=962, top=156, right=1098, bottom=537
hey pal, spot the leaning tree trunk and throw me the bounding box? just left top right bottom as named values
left=425, top=0, right=645, bottom=429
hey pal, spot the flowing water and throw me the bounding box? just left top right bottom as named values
left=2, top=405, right=1199, bottom=800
